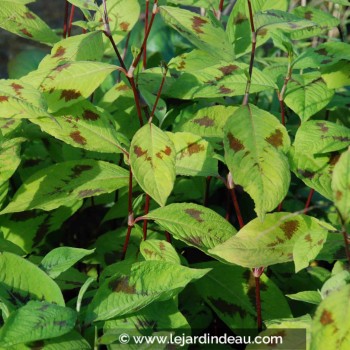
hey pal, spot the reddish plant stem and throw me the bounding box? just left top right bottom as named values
left=129, top=0, right=158, bottom=75
left=339, top=215, right=350, bottom=265
left=165, top=231, right=172, bottom=243
left=63, top=1, right=69, bottom=38
left=242, top=0, right=256, bottom=105
left=276, top=61, right=292, bottom=126
left=304, top=188, right=315, bottom=213
left=142, top=194, right=150, bottom=240
left=229, top=189, right=244, bottom=229
left=225, top=188, right=231, bottom=221
left=67, top=5, right=75, bottom=37
left=227, top=173, right=244, bottom=229
left=143, top=0, right=150, bottom=69
left=203, top=176, right=212, bottom=207
left=149, top=64, right=168, bottom=123
left=216, top=0, right=225, bottom=19
left=277, top=202, right=283, bottom=212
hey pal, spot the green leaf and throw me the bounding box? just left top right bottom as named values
left=293, top=42, right=350, bottom=70
left=39, top=31, right=104, bottom=70
left=163, top=62, right=277, bottom=99
left=209, top=212, right=330, bottom=271
left=254, top=9, right=316, bottom=32
left=31, top=100, right=128, bottom=154
left=144, top=203, right=236, bottom=254
left=21, top=61, right=117, bottom=112
left=291, top=6, right=339, bottom=40
left=0, top=160, right=129, bottom=213
left=311, top=284, right=350, bottom=350
left=0, top=252, right=64, bottom=307
left=0, top=204, right=81, bottom=254
left=194, top=261, right=292, bottom=331
left=224, top=104, right=290, bottom=219
left=0, top=138, right=24, bottom=184
left=86, top=260, right=209, bottom=322
left=166, top=131, right=218, bottom=176
left=284, top=75, right=334, bottom=122
left=68, top=0, right=99, bottom=11
left=94, top=0, right=140, bottom=46
left=140, top=240, right=181, bottom=265
left=0, top=80, right=50, bottom=119
left=332, top=147, right=350, bottom=223
left=328, top=0, right=350, bottom=5
left=286, top=291, right=322, bottom=305
left=321, top=270, right=350, bottom=299
left=8, top=50, right=46, bottom=79
left=0, top=301, right=77, bottom=347
left=39, top=247, right=95, bottom=279
left=322, top=61, right=350, bottom=89
left=159, top=6, right=234, bottom=62
left=226, top=0, right=288, bottom=57
left=129, top=123, right=176, bottom=207
left=0, top=2, right=59, bottom=45
left=174, top=105, right=238, bottom=140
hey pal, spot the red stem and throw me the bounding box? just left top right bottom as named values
left=165, top=231, right=172, bottom=243
left=229, top=188, right=244, bottom=229
left=277, top=202, right=283, bottom=212
left=142, top=194, right=150, bottom=240
left=63, top=1, right=69, bottom=38
left=304, top=188, right=315, bottom=213
left=149, top=64, right=168, bottom=122
left=67, top=5, right=75, bottom=37
left=216, top=0, right=224, bottom=19
left=143, top=0, right=150, bottom=69
left=121, top=225, right=133, bottom=261
left=243, top=0, right=256, bottom=105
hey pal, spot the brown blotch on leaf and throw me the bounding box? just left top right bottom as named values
left=280, top=220, right=300, bottom=239
left=304, top=11, right=313, bottom=20
left=219, top=65, right=239, bottom=76
left=315, top=48, right=328, bottom=56
left=332, top=136, right=350, bottom=143
left=78, top=189, right=102, bottom=197
left=134, top=145, right=148, bottom=158
left=164, top=146, right=172, bottom=156
left=109, top=276, right=136, bottom=294
left=257, top=28, right=268, bottom=38
left=316, top=122, right=329, bottom=133
left=265, top=129, right=283, bottom=148
left=20, top=28, right=33, bottom=37
left=192, top=16, right=207, bottom=34
left=193, top=116, right=214, bottom=128
left=83, top=109, right=99, bottom=121
left=320, top=309, right=334, bottom=325
left=24, top=12, right=36, bottom=19
left=120, top=22, right=130, bottom=31
left=54, top=63, right=71, bottom=72
left=219, top=86, right=233, bottom=94
left=159, top=242, right=166, bottom=251
left=329, top=152, right=341, bottom=167
left=234, top=12, right=247, bottom=25
left=335, top=190, right=342, bottom=201
left=267, top=236, right=285, bottom=248
left=1, top=119, right=15, bottom=129
left=321, top=59, right=332, bottom=64
left=185, top=208, right=204, bottom=222
left=71, top=164, right=93, bottom=178
left=60, top=89, right=82, bottom=101
left=29, top=340, right=45, bottom=349
left=181, top=142, right=204, bottom=158
left=10, top=211, right=38, bottom=222
left=227, top=132, right=244, bottom=152
left=116, top=84, right=130, bottom=91
left=178, top=60, right=186, bottom=70
left=11, top=83, right=23, bottom=95
left=33, top=217, right=50, bottom=246
left=0, top=96, right=9, bottom=102
left=298, top=169, right=315, bottom=179
left=208, top=297, right=247, bottom=318
left=69, top=131, right=87, bottom=145
left=305, top=234, right=312, bottom=242
left=52, top=46, right=66, bottom=58
left=187, top=236, right=203, bottom=246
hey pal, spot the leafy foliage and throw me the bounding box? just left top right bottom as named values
left=0, top=0, right=349, bottom=348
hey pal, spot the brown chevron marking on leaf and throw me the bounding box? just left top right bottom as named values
left=0, top=96, right=9, bottom=102
left=134, top=146, right=147, bottom=158
left=304, top=11, right=313, bottom=20
left=265, top=129, right=283, bottom=148
left=298, top=169, right=315, bottom=179
left=52, top=46, right=66, bottom=58
left=315, top=48, right=328, bottom=56
left=120, top=22, right=130, bottom=31
left=20, top=28, right=33, bottom=37
left=60, top=89, right=81, bottom=101
left=234, top=12, right=247, bottom=25
left=11, top=83, right=24, bottom=95
left=83, top=109, right=99, bottom=121
left=219, top=65, right=239, bottom=76
left=78, top=189, right=103, bottom=197
left=227, top=132, right=244, bottom=151
left=320, top=310, right=334, bottom=325
left=24, top=12, right=36, bottom=19
left=208, top=297, right=247, bottom=318
left=109, top=276, right=136, bottom=294
left=316, top=122, right=329, bottom=133
left=280, top=220, right=300, bottom=239
left=219, top=86, right=233, bottom=94
left=69, top=131, right=87, bottom=145
left=193, top=116, right=214, bottom=128
left=192, top=16, right=207, bottom=34
left=185, top=208, right=204, bottom=222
